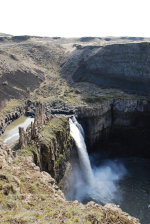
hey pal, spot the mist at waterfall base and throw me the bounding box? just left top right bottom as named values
left=67, top=117, right=127, bottom=204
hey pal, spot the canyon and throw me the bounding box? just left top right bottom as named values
left=1, top=34, right=150, bottom=223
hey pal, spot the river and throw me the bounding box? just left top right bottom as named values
left=0, top=116, right=34, bottom=145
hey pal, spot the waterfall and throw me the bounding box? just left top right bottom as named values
left=68, top=116, right=127, bottom=204
left=69, top=116, right=94, bottom=185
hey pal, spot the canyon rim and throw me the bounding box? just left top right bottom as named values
left=1, top=34, right=150, bottom=223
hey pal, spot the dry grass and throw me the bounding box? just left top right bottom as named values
left=0, top=144, right=140, bottom=224
left=0, top=99, right=22, bottom=117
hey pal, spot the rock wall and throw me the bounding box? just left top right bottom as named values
left=77, top=99, right=150, bottom=157
left=0, top=139, right=140, bottom=224
left=61, top=42, right=150, bottom=95
left=18, top=105, right=76, bottom=184
left=0, top=100, right=38, bottom=137
left=7, top=98, right=150, bottom=183
left=40, top=116, right=76, bottom=183
left=0, top=105, right=25, bottom=136
left=18, top=103, right=50, bottom=149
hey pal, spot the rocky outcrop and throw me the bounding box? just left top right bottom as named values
left=0, top=140, right=15, bottom=169
left=19, top=127, right=27, bottom=148
left=0, top=105, right=24, bottom=136
left=77, top=99, right=150, bottom=157
left=19, top=103, right=49, bottom=149
left=40, top=116, right=76, bottom=183
left=0, top=100, right=37, bottom=137
left=18, top=105, right=76, bottom=184
left=0, top=138, right=139, bottom=224
left=61, top=42, right=150, bottom=95
left=17, top=98, right=150, bottom=161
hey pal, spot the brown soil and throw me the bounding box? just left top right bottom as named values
left=0, top=140, right=140, bottom=224
left=1, top=34, right=150, bottom=111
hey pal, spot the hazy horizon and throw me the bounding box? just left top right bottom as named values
left=0, top=32, right=149, bottom=39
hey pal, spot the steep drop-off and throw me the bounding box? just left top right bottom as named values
left=77, top=99, right=150, bottom=157
left=40, top=117, right=76, bottom=183
left=1, top=34, right=150, bottom=113
left=61, top=42, right=150, bottom=95
left=1, top=34, right=150, bottom=223
left=0, top=139, right=139, bottom=223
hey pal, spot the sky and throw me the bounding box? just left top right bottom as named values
left=1, top=0, right=150, bottom=37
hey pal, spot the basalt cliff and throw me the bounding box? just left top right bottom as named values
left=1, top=34, right=150, bottom=223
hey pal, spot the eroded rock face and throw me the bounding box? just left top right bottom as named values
left=40, top=117, right=76, bottom=183
left=0, top=139, right=140, bottom=224
left=77, top=99, right=150, bottom=157
left=18, top=99, right=150, bottom=175
left=18, top=109, right=76, bottom=184
left=77, top=100, right=112, bottom=144
left=0, top=106, right=24, bottom=136
left=61, top=42, right=150, bottom=95
left=0, top=100, right=37, bottom=137
left=19, top=103, right=47, bottom=148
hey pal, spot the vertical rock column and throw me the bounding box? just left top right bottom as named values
left=19, top=127, right=27, bottom=148
left=19, top=103, right=48, bottom=148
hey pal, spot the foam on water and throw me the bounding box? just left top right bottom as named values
left=68, top=116, right=127, bottom=204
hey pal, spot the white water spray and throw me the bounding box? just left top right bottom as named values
left=69, top=117, right=94, bottom=185
left=68, top=116, right=127, bottom=204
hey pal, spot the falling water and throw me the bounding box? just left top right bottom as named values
left=68, top=116, right=127, bottom=204
left=69, top=117, right=94, bottom=185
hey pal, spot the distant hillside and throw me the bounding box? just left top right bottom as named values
left=0, top=34, right=150, bottom=110
left=0, top=32, right=12, bottom=37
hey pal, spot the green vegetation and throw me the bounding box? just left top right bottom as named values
left=13, top=159, right=20, bottom=164
left=84, top=96, right=105, bottom=104
left=17, top=145, right=39, bottom=158
left=54, top=154, right=64, bottom=168
left=0, top=99, right=22, bottom=117
left=31, top=184, right=38, bottom=193
left=19, top=182, right=24, bottom=194
left=41, top=117, right=68, bottom=146
left=5, top=116, right=27, bottom=131
left=0, top=150, right=139, bottom=224
left=0, top=115, right=29, bottom=144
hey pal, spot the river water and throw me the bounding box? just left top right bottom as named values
left=0, top=116, right=34, bottom=145
left=117, top=158, right=150, bottom=224
left=69, top=116, right=150, bottom=224
left=89, top=156, right=150, bottom=224
left=1, top=116, right=150, bottom=223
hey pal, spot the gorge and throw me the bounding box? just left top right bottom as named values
left=67, top=113, right=150, bottom=224
left=1, top=98, right=150, bottom=223
left=1, top=34, right=150, bottom=223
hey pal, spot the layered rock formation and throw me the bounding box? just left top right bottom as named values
left=19, top=103, right=47, bottom=148
left=40, top=116, right=76, bottom=183
left=61, top=42, right=150, bottom=95
left=77, top=99, right=150, bottom=157
left=1, top=34, right=150, bottom=112
left=18, top=104, right=76, bottom=184
left=1, top=34, right=150, bottom=223
left=0, top=105, right=24, bottom=136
